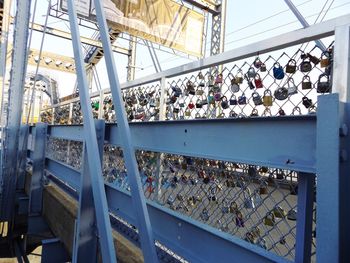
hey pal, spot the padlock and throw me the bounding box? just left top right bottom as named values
left=208, top=91, right=215, bottom=105
left=173, top=106, right=180, bottom=114
left=238, top=94, right=247, bottom=105
left=253, top=190, right=263, bottom=207
left=195, top=113, right=201, bottom=119
left=285, top=59, right=296, bottom=74
left=221, top=96, right=229, bottom=109
left=230, top=110, right=238, bottom=118
left=177, top=96, right=184, bottom=107
left=222, top=200, right=230, bottom=214
left=185, top=109, right=191, bottom=117
left=195, top=99, right=202, bottom=108
left=201, top=95, right=208, bottom=106
left=188, top=101, right=195, bottom=109
left=274, top=87, right=289, bottom=101
left=186, top=81, right=196, bottom=95
left=196, top=88, right=204, bottom=96
left=235, top=70, right=244, bottom=84
left=302, top=96, right=313, bottom=109
left=259, top=181, right=268, bottom=195
left=215, top=73, right=223, bottom=84
left=292, top=106, right=301, bottom=115
left=248, top=79, right=255, bottom=90
left=172, top=85, right=182, bottom=97
left=198, top=72, right=205, bottom=87
left=252, top=92, right=263, bottom=106
left=320, top=51, right=330, bottom=68
left=247, top=67, right=256, bottom=78
left=229, top=201, right=238, bottom=213
left=317, top=73, right=331, bottom=93
left=308, top=53, right=320, bottom=65
left=208, top=75, right=215, bottom=87
left=253, top=56, right=263, bottom=68
left=214, top=92, right=222, bottom=101
left=243, top=189, right=255, bottom=209
left=198, top=71, right=204, bottom=79
left=167, top=195, right=175, bottom=206
left=273, top=206, right=286, bottom=218
left=245, top=232, right=256, bottom=244
left=225, top=179, right=235, bottom=188
left=264, top=212, right=275, bottom=226
left=278, top=108, right=286, bottom=116
left=300, top=58, right=312, bottom=72
left=302, top=75, right=312, bottom=90
left=235, top=211, right=245, bottom=227
left=200, top=208, right=209, bottom=222
left=286, top=77, right=298, bottom=95
left=230, top=74, right=240, bottom=93
left=263, top=90, right=273, bottom=106
left=257, top=238, right=268, bottom=250
left=250, top=109, right=259, bottom=117
left=273, top=62, right=285, bottom=79
left=287, top=208, right=297, bottom=221
left=260, top=63, right=267, bottom=72
left=254, top=74, right=263, bottom=89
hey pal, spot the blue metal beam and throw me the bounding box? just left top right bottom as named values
left=316, top=94, right=340, bottom=263
left=49, top=116, right=317, bottom=173
left=92, top=0, right=158, bottom=261
left=0, top=0, right=32, bottom=220
left=66, top=0, right=117, bottom=261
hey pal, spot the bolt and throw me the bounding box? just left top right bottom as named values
left=339, top=124, right=348, bottom=137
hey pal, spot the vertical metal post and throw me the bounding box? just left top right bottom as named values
left=316, top=94, right=340, bottom=263
left=73, top=120, right=105, bottom=262
left=98, top=90, right=104, bottom=119
left=28, top=123, right=47, bottom=214
left=69, top=102, right=73, bottom=124
left=16, top=125, right=29, bottom=191
left=127, top=36, right=137, bottom=81
left=67, top=1, right=117, bottom=262
left=92, top=0, right=159, bottom=262
left=295, top=172, right=314, bottom=263
left=331, top=25, right=350, bottom=262
left=0, top=0, right=32, bottom=220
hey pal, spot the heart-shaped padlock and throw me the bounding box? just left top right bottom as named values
left=302, top=96, right=313, bottom=108
left=274, top=87, right=289, bottom=101
left=302, top=75, right=312, bottom=90
left=247, top=67, right=256, bottom=78
left=252, top=92, right=263, bottom=106
left=317, top=73, right=331, bottom=93
left=273, top=62, right=284, bottom=79
left=221, top=96, right=229, bottom=109
left=238, top=94, right=247, bottom=105
left=254, top=74, right=263, bottom=89
left=263, top=90, right=273, bottom=106
left=285, top=77, right=298, bottom=95
left=285, top=59, right=296, bottom=74
left=188, top=101, right=195, bottom=109
left=300, top=58, right=312, bottom=72
left=230, top=95, right=237, bottom=105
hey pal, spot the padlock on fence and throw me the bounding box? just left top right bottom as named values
left=247, top=67, right=256, bottom=78
left=320, top=51, right=330, bottom=68
left=264, top=212, right=275, bottom=226
left=286, top=77, right=298, bottom=95
left=302, top=75, right=312, bottom=90
left=253, top=56, right=263, bottom=68
left=263, top=90, right=273, bottom=106
left=221, top=96, right=229, bottom=109
left=317, top=73, right=331, bottom=93
left=252, top=92, right=263, bottom=106
left=285, top=59, right=297, bottom=74
left=273, top=62, right=284, bottom=79
left=274, top=87, right=289, bottom=101
left=300, top=57, right=312, bottom=72
left=254, top=74, right=263, bottom=89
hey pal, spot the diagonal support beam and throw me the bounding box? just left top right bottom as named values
left=92, top=0, right=159, bottom=262
left=66, top=1, right=117, bottom=262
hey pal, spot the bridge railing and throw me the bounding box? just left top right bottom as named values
left=29, top=14, right=350, bottom=263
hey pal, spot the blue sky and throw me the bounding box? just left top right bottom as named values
left=21, top=0, right=350, bottom=97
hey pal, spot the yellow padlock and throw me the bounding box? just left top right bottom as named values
left=264, top=212, right=275, bottom=226
left=263, top=89, right=273, bottom=107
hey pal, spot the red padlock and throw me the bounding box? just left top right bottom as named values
left=254, top=74, right=263, bottom=89
left=188, top=101, right=195, bottom=109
